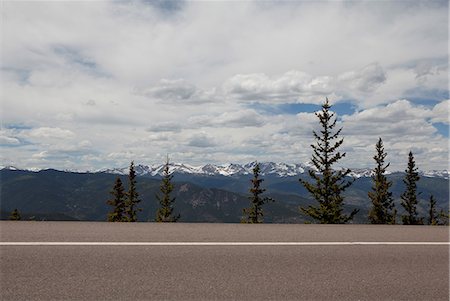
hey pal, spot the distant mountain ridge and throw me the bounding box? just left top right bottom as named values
left=99, top=162, right=312, bottom=177
left=2, top=161, right=449, bottom=179
left=1, top=166, right=448, bottom=223
left=87, top=161, right=450, bottom=179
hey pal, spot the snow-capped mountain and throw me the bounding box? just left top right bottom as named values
left=421, top=170, right=450, bottom=179
left=348, top=168, right=376, bottom=178
left=99, top=162, right=370, bottom=178
left=98, top=161, right=311, bottom=177
left=244, top=162, right=307, bottom=177
left=2, top=163, right=448, bottom=179
left=0, top=165, right=41, bottom=172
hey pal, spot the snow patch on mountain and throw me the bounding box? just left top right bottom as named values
left=99, top=162, right=365, bottom=178
left=348, top=168, right=374, bottom=178
left=421, top=170, right=449, bottom=179
left=2, top=163, right=448, bottom=179
left=1, top=165, right=40, bottom=172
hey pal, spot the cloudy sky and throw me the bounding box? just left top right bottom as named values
left=1, top=0, right=448, bottom=171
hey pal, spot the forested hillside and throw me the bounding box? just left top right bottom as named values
left=1, top=168, right=447, bottom=223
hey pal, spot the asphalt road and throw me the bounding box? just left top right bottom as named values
left=1, top=222, right=448, bottom=300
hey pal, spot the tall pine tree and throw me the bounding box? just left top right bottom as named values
left=242, top=162, right=274, bottom=223
left=107, top=177, right=127, bottom=222
left=400, top=151, right=422, bottom=225
left=155, top=157, right=180, bottom=222
left=427, top=195, right=438, bottom=225
left=368, top=138, right=395, bottom=224
left=300, top=98, right=358, bottom=223
left=125, top=161, right=141, bottom=222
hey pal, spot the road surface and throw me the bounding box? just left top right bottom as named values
left=1, top=222, right=448, bottom=300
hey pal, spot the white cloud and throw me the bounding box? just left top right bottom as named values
left=223, top=71, right=334, bottom=103
left=0, top=135, right=20, bottom=145
left=339, top=100, right=448, bottom=169
left=78, top=140, right=92, bottom=148
left=187, top=132, right=217, bottom=148
left=185, top=109, right=266, bottom=129
left=212, top=110, right=266, bottom=128
left=85, top=99, right=96, bottom=106
left=222, top=61, right=447, bottom=108
left=140, top=79, right=218, bottom=104
left=28, top=127, right=75, bottom=139
left=32, top=151, right=48, bottom=159
left=430, top=100, right=449, bottom=124
left=107, top=151, right=136, bottom=160
left=1, top=1, right=448, bottom=171
left=143, top=79, right=196, bottom=101
left=147, top=122, right=182, bottom=133
left=344, top=100, right=431, bottom=124
left=338, top=63, right=386, bottom=93
left=342, top=100, right=437, bottom=139
left=4, top=1, right=446, bottom=86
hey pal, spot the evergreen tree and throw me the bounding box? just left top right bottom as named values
left=124, top=161, right=141, bottom=222
left=368, top=138, right=395, bottom=224
left=300, top=98, right=358, bottom=223
left=9, top=208, right=21, bottom=221
left=155, top=157, right=180, bottom=222
left=427, top=195, right=438, bottom=225
left=392, top=207, right=397, bottom=225
left=400, top=151, right=423, bottom=225
left=107, top=177, right=127, bottom=222
left=438, top=209, right=449, bottom=226
left=242, top=162, right=274, bottom=223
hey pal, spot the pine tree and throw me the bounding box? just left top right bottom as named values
left=124, top=161, right=141, bottom=222
left=9, top=208, right=21, bottom=221
left=427, top=195, right=438, bottom=225
left=300, top=98, right=358, bottom=223
left=392, top=208, right=397, bottom=225
left=368, top=138, right=395, bottom=224
left=242, top=162, right=274, bottom=223
left=155, top=157, right=180, bottom=222
left=107, top=177, right=127, bottom=222
left=438, top=209, right=449, bottom=226
left=400, top=151, right=422, bottom=225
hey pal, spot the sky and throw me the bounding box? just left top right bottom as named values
left=1, top=0, right=448, bottom=172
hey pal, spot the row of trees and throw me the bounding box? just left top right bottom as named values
left=106, top=157, right=270, bottom=223
left=106, top=99, right=447, bottom=225
left=106, top=161, right=141, bottom=222
left=298, top=99, right=447, bottom=225
left=107, top=158, right=180, bottom=222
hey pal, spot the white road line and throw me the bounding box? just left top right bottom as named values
left=0, top=242, right=449, bottom=246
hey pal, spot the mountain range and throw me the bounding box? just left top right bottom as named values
left=3, top=161, right=449, bottom=179
left=1, top=162, right=448, bottom=223
left=99, top=162, right=312, bottom=177
left=91, top=161, right=448, bottom=179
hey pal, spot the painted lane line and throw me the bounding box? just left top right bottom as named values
left=0, top=242, right=449, bottom=246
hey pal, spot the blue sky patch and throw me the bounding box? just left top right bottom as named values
left=141, top=0, right=185, bottom=13
left=407, top=97, right=444, bottom=107
left=4, top=124, right=33, bottom=130
left=404, top=88, right=449, bottom=107
left=0, top=136, right=33, bottom=147
left=432, top=122, right=449, bottom=138
left=252, top=101, right=358, bottom=117
left=53, top=45, right=97, bottom=69
left=52, top=45, right=110, bottom=78
left=2, top=67, right=31, bottom=85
